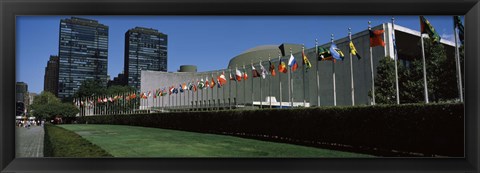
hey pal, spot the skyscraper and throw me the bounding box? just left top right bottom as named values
left=124, top=27, right=167, bottom=91
left=44, top=55, right=59, bottom=96
left=58, top=17, right=109, bottom=100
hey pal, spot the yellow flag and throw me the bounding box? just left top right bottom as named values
left=349, top=41, right=362, bottom=60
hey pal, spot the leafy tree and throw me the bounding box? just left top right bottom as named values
left=374, top=38, right=460, bottom=104
left=73, top=79, right=107, bottom=98
left=30, top=91, right=79, bottom=120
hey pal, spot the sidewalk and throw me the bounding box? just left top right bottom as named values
left=15, top=126, right=44, bottom=157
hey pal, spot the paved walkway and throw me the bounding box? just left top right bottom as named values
left=15, top=126, right=44, bottom=157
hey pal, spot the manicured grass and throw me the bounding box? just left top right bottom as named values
left=44, top=124, right=112, bottom=157
left=59, top=124, right=372, bottom=157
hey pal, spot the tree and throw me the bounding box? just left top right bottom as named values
left=73, top=79, right=107, bottom=98
left=373, top=38, right=460, bottom=104
left=30, top=91, right=79, bottom=120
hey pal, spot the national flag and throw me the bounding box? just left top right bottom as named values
left=182, top=83, right=188, bottom=90
left=317, top=46, right=335, bottom=62
left=330, top=42, right=345, bottom=61
left=454, top=16, right=464, bottom=45
left=349, top=41, right=362, bottom=60
left=278, top=60, right=287, bottom=73
left=260, top=63, right=267, bottom=79
left=161, top=88, right=167, bottom=96
left=169, top=86, right=174, bottom=95
left=302, top=50, right=312, bottom=71
left=147, top=91, right=152, bottom=98
left=369, top=29, right=386, bottom=47
left=420, top=16, right=441, bottom=44
left=198, top=79, right=205, bottom=89
left=179, top=85, right=184, bottom=93
left=97, top=98, right=102, bottom=103
left=218, top=72, right=227, bottom=85
left=130, top=93, right=136, bottom=99
left=103, top=98, right=108, bottom=102
left=188, top=82, right=194, bottom=90
left=288, top=54, right=298, bottom=72
left=269, top=60, right=276, bottom=76
left=193, top=83, right=197, bottom=92
left=243, top=67, right=248, bottom=80
left=252, top=65, right=261, bottom=78
left=229, top=72, right=236, bottom=81
left=205, top=77, right=210, bottom=88
left=210, top=77, right=216, bottom=88
left=235, top=68, right=243, bottom=81
left=173, top=88, right=178, bottom=94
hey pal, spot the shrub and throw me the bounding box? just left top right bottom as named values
left=78, top=103, right=464, bottom=157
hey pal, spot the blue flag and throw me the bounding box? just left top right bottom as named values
left=329, top=43, right=345, bottom=61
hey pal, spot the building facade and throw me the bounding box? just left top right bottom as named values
left=44, top=55, right=59, bottom=96
left=58, top=17, right=109, bottom=100
left=124, top=27, right=168, bottom=91
left=140, top=23, right=456, bottom=109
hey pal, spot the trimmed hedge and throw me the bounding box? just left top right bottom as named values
left=43, top=124, right=113, bottom=157
left=78, top=103, right=464, bottom=157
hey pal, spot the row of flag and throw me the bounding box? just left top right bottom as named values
left=74, top=16, right=465, bottom=113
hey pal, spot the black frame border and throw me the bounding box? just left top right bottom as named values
left=1, top=0, right=479, bottom=172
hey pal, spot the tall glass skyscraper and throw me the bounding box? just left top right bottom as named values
left=58, top=17, right=109, bottom=100
left=124, top=27, right=167, bottom=91
left=44, top=55, right=59, bottom=97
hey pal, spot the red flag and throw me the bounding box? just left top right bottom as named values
left=369, top=29, right=385, bottom=47
left=218, top=72, right=227, bottom=85
left=269, top=61, right=276, bottom=76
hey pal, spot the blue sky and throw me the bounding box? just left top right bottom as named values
left=16, top=16, right=460, bottom=94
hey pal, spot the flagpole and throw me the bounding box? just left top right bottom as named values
left=269, top=56, right=272, bottom=108
left=369, top=21, right=376, bottom=105
left=315, top=39, right=321, bottom=106
left=229, top=69, right=232, bottom=109
left=453, top=16, right=464, bottom=102
left=420, top=33, right=429, bottom=103
left=251, top=61, right=254, bottom=107
left=331, top=34, right=337, bottom=106
left=278, top=53, right=283, bottom=108
left=251, top=61, right=255, bottom=107
left=302, top=45, right=306, bottom=107
left=260, top=61, right=263, bottom=109
left=216, top=71, right=220, bottom=110
left=222, top=71, right=226, bottom=110
left=289, top=48, right=293, bottom=108
left=392, top=18, right=400, bottom=104
left=348, top=28, right=355, bottom=106
left=243, top=64, right=246, bottom=107
left=235, top=66, right=238, bottom=108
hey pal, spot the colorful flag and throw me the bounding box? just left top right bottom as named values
left=193, top=83, right=197, bottom=92
left=243, top=67, right=248, bottom=80
left=188, top=82, right=193, bottom=90
left=103, top=98, right=108, bottom=102
left=420, top=16, right=441, bottom=44
left=229, top=72, right=236, bottom=81
left=179, top=85, right=184, bottom=93
left=218, top=72, right=227, bottom=85
left=182, top=83, right=188, bottom=90
left=147, top=91, right=152, bottom=98
left=369, top=29, right=386, bottom=47
left=205, top=77, right=210, bottom=88
left=235, top=68, right=243, bottom=81
left=330, top=42, right=345, bottom=61
left=349, top=41, right=362, bottom=60
left=278, top=60, right=288, bottom=73
left=252, top=65, right=261, bottom=78
left=210, top=77, right=216, bottom=88
left=198, top=79, right=205, bottom=89
left=169, top=86, right=174, bottom=95
left=260, top=63, right=267, bottom=79
left=317, top=46, right=335, bottom=62
left=302, top=50, right=312, bottom=71
left=269, top=60, right=276, bottom=76
left=454, top=16, right=464, bottom=45
left=288, top=54, right=298, bottom=72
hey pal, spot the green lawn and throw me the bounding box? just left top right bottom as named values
left=59, top=124, right=372, bottom=157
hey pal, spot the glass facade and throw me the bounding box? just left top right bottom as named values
left=44, top=55, right=59, bottom=96
left=124, top=27, right=167, bottom=91
left=58, top=17, right=109, bottom=100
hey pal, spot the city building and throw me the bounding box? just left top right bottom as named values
left=124, top=27, right=168, bottom=91
left=108, top=72, right=127, bottom=87
left=28, top=93, right=38, bottom=105
left=139, top=23, right=456, bottom=110
left=57, top=17, right=109, bottom=100
left=44, top=55, right=59, bottom=96
left=16, top=82, right=29, bottom=116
